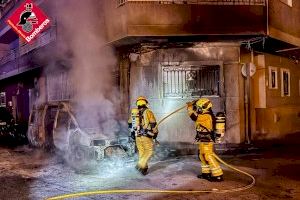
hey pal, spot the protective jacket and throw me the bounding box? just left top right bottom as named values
left=187, top=103, right=215, bottom=142
left=128, top=107, right=158, bottom=139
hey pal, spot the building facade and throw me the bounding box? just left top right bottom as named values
left=104, top=0, right=300, bottom=144
left=0, top=0, right=299, bottom=145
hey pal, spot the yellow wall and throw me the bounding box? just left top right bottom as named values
left=265, top=55, right=300, bottom=107
left=253, top=53, right=300, bottom=140
left=269, top=0, right=300, bottom=46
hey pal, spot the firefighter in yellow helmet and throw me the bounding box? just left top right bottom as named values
left=128, top=96, right=158, bottom=175
left=187, top=98, right=224, bottom=182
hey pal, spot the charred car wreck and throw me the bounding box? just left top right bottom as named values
left=27, top=102, right=135, bottom=170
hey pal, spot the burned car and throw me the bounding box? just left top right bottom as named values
left=27, top=102, right=135, bottom=170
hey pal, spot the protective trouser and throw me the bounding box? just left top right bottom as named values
left=198, top=142, right=223, bottom=177
left=136, top=136, right=154, bottom=169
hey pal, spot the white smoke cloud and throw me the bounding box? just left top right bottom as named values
left=50, top=0, right=120, bottom=138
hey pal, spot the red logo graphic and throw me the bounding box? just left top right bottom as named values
left=7, top=0, right=50, bottom=43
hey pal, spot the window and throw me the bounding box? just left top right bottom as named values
left=0, top=92, right=6, bottom=107
left=280, top=0, right=293, bottom=7
left=268, top=66, right=278, bottom=89
left=162, top=65, right=220, bottom=98
left=281, top=68, right=290, bottom=97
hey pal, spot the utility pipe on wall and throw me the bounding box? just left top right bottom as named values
left=244, top=51, right=254, bottom=144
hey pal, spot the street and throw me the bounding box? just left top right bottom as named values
left=0, top=145, right=299, bottom=200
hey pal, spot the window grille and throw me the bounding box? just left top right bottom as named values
left=162, top=65, right=220, bottom=98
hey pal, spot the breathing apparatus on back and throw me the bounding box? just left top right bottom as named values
left=128, top=96, right=159, bottom=144
left=215, top=112, right=226, bottom=143
left=187, top=98, right=226, bottom=143
left=131, top=108, right=141, bottom=131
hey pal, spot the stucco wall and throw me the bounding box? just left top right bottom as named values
left=269, top=0, right=300, bottom=46
left=252, top=53, right=300, bottom=139
left=126, top=43, right=244, bottom=144
left=265, top=55, right=300, bottom=107
left=103, top=0, right=266, bottom=43
left=103, top=0, right=128, bottom=42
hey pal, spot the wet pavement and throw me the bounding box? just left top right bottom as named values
left=0, top=145, right=299, bottom=200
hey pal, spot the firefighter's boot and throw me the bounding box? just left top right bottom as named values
left=210, top=175, right=224, bottom=182
left=138, top=166, right=148, bottom=175
left=197, top=173, right=211, bottom=181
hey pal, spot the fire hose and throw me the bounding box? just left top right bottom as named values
left=46, top=104, right=255, bottom=200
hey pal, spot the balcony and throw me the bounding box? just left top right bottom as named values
left=0, top=26, right=56, bottom=80
left=0, top=0, right=19, bottom=19
left=104, top=0, right=267, bottom=44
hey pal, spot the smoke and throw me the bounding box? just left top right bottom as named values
left=32, top=0, right=121, bottom=142
left=50, top=0, right=120, bottom=138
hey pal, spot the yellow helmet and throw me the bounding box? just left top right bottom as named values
left=196, top=98, right=212, bottom=113
left=136, top=96, right=148, bottom=107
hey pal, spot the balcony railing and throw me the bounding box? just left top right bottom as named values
left=0, top=26, right=56, bottom=79
left=0, top=26, right=56, bottom=67
left=0, top=0, right=19, bottom=19
left=117, top=0, right=266, bottom=7
left=19, top=27, right=56, bottom=55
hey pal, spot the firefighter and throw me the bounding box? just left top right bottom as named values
left=187, top=98, right=224, bottom=182
left=128, top=96, right=158, bottom=175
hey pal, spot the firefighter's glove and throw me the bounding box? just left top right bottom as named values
left=187, top=103, right=194, bottom=111
left=187, top=100, right=197, bottom=108
left=186, top=101, right=194, bottom=107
